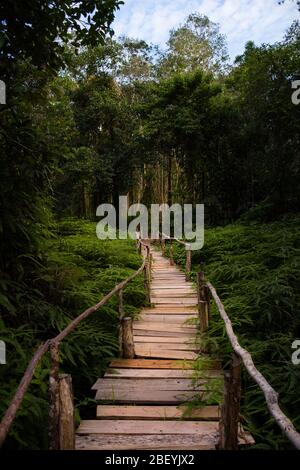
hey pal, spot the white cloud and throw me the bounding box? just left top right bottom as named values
left=113, top=0, right=299, bottom=61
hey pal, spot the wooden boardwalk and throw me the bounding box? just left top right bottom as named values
left=75, top=248, right=251, bottom=450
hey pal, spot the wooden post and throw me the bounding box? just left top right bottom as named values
left=118, top=289, right=125, bottom=354
left=197, top=271, right=205, bottom=300
left=199, top=300, right=209, bottom=332
left=161, top=238, right=166, bottom=255
left=58, top=374, right=75, bottom=450
left=150, top=253, right=153, bottom=280
left=219, top=353, right=241, bottom=450
left=185, top=247, right=192, bottom=281
left=205, top=285, right=211, bottom=320
left=144, top=264, right=151, bottom=305
left=49, top=342, right=60, bottom=450
left=169, top=239, right=174, bottom=266
left=122, top=317, right=135, bottom=359
left=197, top=271, right=209, bottom=331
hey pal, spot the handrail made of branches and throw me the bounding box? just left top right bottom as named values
left=207, top=281, right=300, bottom=450
left=160, top=231, right=188, bottom=247
left=0, top=246, right=148, bottom=448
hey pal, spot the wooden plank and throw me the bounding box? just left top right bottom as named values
left=76, top=434, right=216, bottom=450
left=96, top=405, right=220, bottom=421
left=139, top=315, right=197, bottom=323
left=109, top=359, right=195, bottom=369
left=152, top=299, right=198, bottom=305
left=135, top=348, right=198, bottom=360
left=134, top=322, right=197, bottom=331
left=93, top=378, right=217, bottom=391
left=141, top=308, right=198, bottom=315
left=104, top=368, right=222, bottom=379
left=151, top=284, right=194, bottom=288
left=95, top=389, right=216, bottom=404
left=133, top=329, right=196, bottom=338
left=134, top=342, right=198, bottom=351
left=77, top=420, right=219, bottom=436
left=134, top=335, right=196, bottom=344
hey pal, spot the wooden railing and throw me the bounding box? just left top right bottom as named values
left=159, top=235, right=300, bottom=450
left=0, top=240, right=151, bottom=449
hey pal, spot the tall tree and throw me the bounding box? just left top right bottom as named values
left=158, top=13, right=229, bottom=77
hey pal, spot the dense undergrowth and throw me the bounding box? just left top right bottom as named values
left=169, top=214, right=300, bottom=449
left=0, top=219, right=145, bottom=449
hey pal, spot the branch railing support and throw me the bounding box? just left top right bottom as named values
left=197, top=271, right=209, bottom=331
left=169, top=239, right=174, bottom=266
left=219, top=353, right=241, bottom=450
left=58, top=374, right=75, bottom=450
left=185, top=246, right=192, bottom=281
left=122, top=317, right=135, bottom=359
left=49, top=342, right=60, bottom=450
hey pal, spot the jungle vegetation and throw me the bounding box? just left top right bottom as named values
left=0, top=0, right=300, bottom=449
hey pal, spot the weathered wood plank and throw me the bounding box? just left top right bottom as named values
left=95, top=389, right=215, bottom=404
left=76, top=433, right=216, bottom=450
left=133, top=335, right=196, bottom=344
left=133, top=329, right=196, bottom=338
left=104, top=368, right=222, bottom=379
left=135, top=348, right=198, bottom=360
left=133, top=322, right=197, bottom=331
left=134, top=342, right=198, bottom=351
left=96, top=405, right=220, bottom=421
left=109, top=359, right=195, bottom=369
left=141, top=308, right=198, bottom=314
left=152, top=299, right=198, bottom=305
left=139, top=315, right=197, bottom=323
left=77, top=420, right=219, bottom=436
left=93, top=378, right=218, bottom=392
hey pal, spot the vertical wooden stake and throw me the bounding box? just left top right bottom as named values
left=197, top=271, right=205, bottom=301
left=169, top=239, right=174, bottom=266
left=144, top=264, right=151, bottom=304
left=58, top=374, right=75, bottom=450
left=49, top=342, right=60, bottom=450
left=219, top=353, right=241, bottom=450
left=150, top=253, right=153, bottom=280
left=197, top=271, right=209, bottom=331
left=161, top=238, right=166, bottom=255
left=185, top=248, right=192, bottom=281
left=199, top=301, right=209, bottom=332
left=122, top=317, right=135, bottom=359
left=118, top=289, right=125, bottom=355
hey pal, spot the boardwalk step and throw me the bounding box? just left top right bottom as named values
left=92, top=377, right=219, bottom=392
left=139, top=314, right=197, bottom=323
left=135, top=349, right=198, bottom=360
left=76, top=433, right=216, bottom=450
left=96, top=405, right=220, bottom=420
left=134, top=342, right=199, bottom=351
left=109, top=358, right=221, bottom=369
left=77, top=419, right=219, bottom=436
left=103, top=368, right=222, bottom=379
left=95, top=389, right=217, bottom=404
left=133, top=335, right=197, bottom=344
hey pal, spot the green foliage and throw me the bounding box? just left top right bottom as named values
left=0, top=0, right=123, bottom=71
left=0, top=219, right=145, bottom=449
left=170, top=215, right=300, bottom=449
